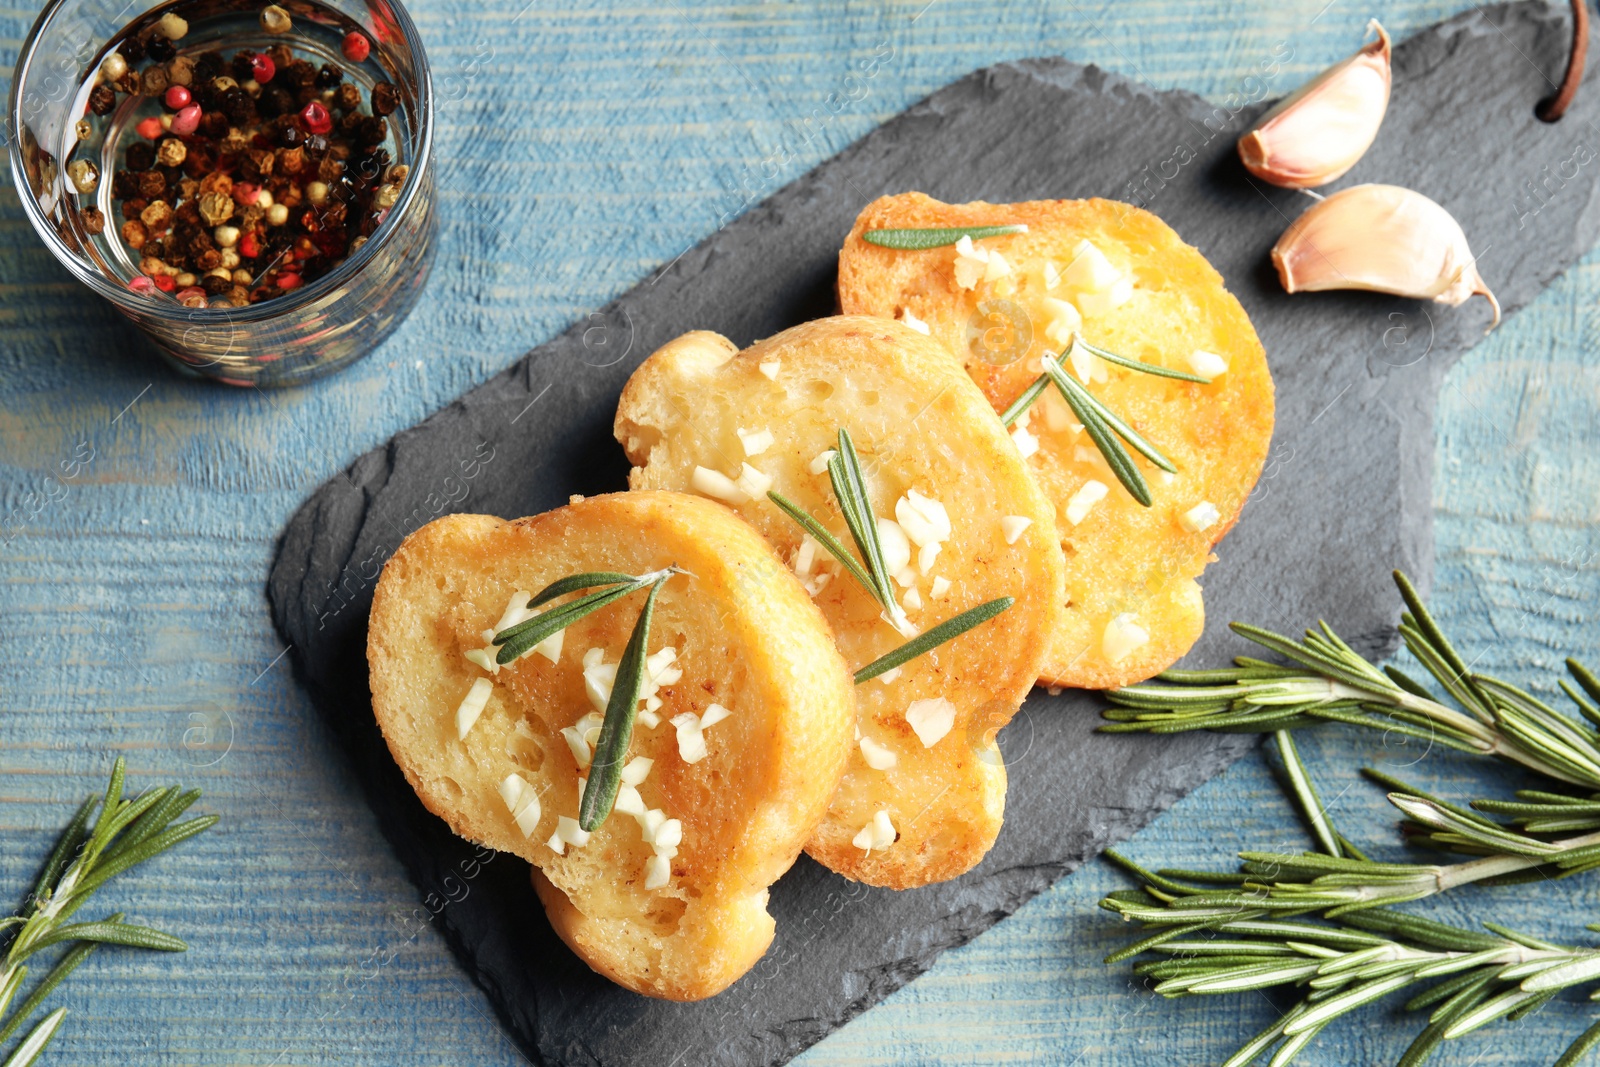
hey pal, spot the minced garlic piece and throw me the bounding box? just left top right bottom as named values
left=556, top=815, right=590, bottom=848
left=455, top=677, right=493, bottom=740
left=903, top=586, right=922, bottom=612
left=614, top=783, right=646, bottom=818
left=691, top=465, right=747, bottom=503
left=905, top=697, right=956, bottom=748
left=644, top=853, right=671, bottom=889
left=1076, top=277, right=1134, bottom=317
left=546, top=831, right=565, bottom=855
left=1011, top=424, right=1039, bottom=458
left=498, top=774, right=541, bottom=838
left=810, top=449, right=837, bottom=475
left=464, top=647, right=497, bottom=674
left=737, top=426, right=775, bottom=456
left=621, top=756, right=653, bottom=786
left=953, top=235, right=988, bottom=290
left=671, top=704, right=731, bottom=764
left=859, top=735, right=896, bottom=770
left=1183, top=501, right=1221, bottom=533
left=1000, top=515, right=1033, bottom=544
left=1042, top=296, right=1081, bottom=348
left=734, top=463, right=772, bottom=499
left=1063, top=239, right=1121, bottom=292
left=899, top=309, right=931, bottom=335
left=1066, top=480, right=1109, bottom=526
left=1103, top=613, right=1150, bottom=664
left=876, top=517, right=912, bottom=576
left=984, top=249, right=1013, bottom=283
left=758, top=360, right=781, bottom=380
left=559, top=725, right=592, bottom=769
left=852, top=809, right=897, bottom=852
left=1188, top=349, right=1229, bottom=378
left=877, top=666, right=903, bottom=684
left=929, top=576, right=951, bottom=600
left=895, top=490, right=951, bottom=547
left=793, top=535, right=818, bottom=577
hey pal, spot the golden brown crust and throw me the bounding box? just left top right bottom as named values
left=615, top=317, right=1064, bottom=888
left=837, top=193, right=1275, bottom=688
left=367, top=491, right=854, bottom=1000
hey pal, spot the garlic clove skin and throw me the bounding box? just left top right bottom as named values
left=1272, top=183, right=1501, bottom=330
left=1239, top=21, right=1391, bottom=189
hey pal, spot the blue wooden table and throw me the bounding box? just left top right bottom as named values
left=3, top=1, right=1598, bottom=1063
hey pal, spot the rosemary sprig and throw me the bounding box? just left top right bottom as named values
left=499, top=568, right=684, bottom=831
left=1000, top=338, right=1189, bottom=507
left=767, top=429, right=1016, bottom=677
left=493, top=567, right=682, bottom=664
left=1102, top=570, right=1600, bottom=790
left=852, top=597, right=1012, bottom=684
left=861, top=224, right=1027, bottom=249
left=1101, top=735, right=1600, bottom=1065
left=0, top=759, right=216, bottom=1065
left=579, top=581, right=663, bottom=832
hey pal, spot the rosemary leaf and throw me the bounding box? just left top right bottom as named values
left=827, top=430, right=898, bottom=612
left=19, top=920, right=185, bottom=961
left=1075, top=338, right=1214, bottom=383
left=27, top=797, right=95, bottom=916
left=861, top=224, right=1027, bottom=249
left=2, top=1007, right=65, bottom=1067
left=1041, top=355, right=1152, bottom=506
left=494, top=574, right=656, bottom=664
left=0, top=942, right=94, bottom=1047
left=1555, top=1015, right=1600, bottom=1067
left=852, top=598, right=1013, bottom=683
left=999, top=374, right=1050, bottom=428
left=1049, top=364, right=1179, bottom=475
left=528, top=572, right=636, bottom=608
left=1273, top=731, right=1343, bottom=858
left=765, top=491, right=878, bottom=598
left=579, top=582, right=662, bottom=832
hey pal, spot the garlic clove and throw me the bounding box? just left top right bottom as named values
left=1239, top=20, right=1391, bottom=190
left=1271, top=183, right=1500, bottom=331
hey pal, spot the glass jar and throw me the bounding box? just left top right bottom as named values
left=8, top=0, right=436, bottom=386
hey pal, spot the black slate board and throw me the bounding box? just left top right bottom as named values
left=267, top=4, right=1600, bottom=1063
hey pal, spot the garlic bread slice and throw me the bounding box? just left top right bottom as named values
left=367, top=491, right=854, bottom=1000
left=615, top=317, right=1065, bottom=888
left=838, top=192, right=1275, bottom=689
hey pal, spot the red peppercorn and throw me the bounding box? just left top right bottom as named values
left=239, top=232, right=261, bottom=258
left=276, top=272, right=302, bottom=290
left=164, top=85, right=191, bottom=110
left=341, top=31, right=370, bottom=63
left=298, top=101, right=332, bottom=135
left=135, top=116, right=164, bottom=139
left=251, top=53, right=276, bottom=83
left=152, top=273, right=176, bottom=292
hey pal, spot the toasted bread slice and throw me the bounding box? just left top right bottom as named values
left=837, top=193, right=1275, bottom=689
left=615, top=317, right=1064, bottom=888
left=367, top=491, right=855, bottom=1000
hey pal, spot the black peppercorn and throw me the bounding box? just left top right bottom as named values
left=284, top=59, right=316, bottom=88
left=333, top=83, right=361, bottom=112
left=201, top=273, right=231, bottom=295
left=220, top=87, right=253, bottom=124
left=370, top=82, right=399, bottom=117
left=88, top=84, right=117, bottom=116
left=194, top=50, right=223, bottom=81
left=81, top=206, right=106, bottom=236
left=315, top=63, right=344, bottom=89
left=277, top=124, right=306, bottom=148
left=117, top=37, right=144, bottom=63
left=182, top=143, right=217, bottom=178
left=231, top=52, right=257, bottom=83
left=304, top=134, right=330, bottom=158
left=125, top=140, right=155, bottom=171
left=112, top=170, right=141, bottom=199
left=145, top=34, right=175, bottom=62
left=137, top=170, right=167, bottom=198
left=258, top=85, right=294, bottom=120
left=356, top=117, right=386, bottom=147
